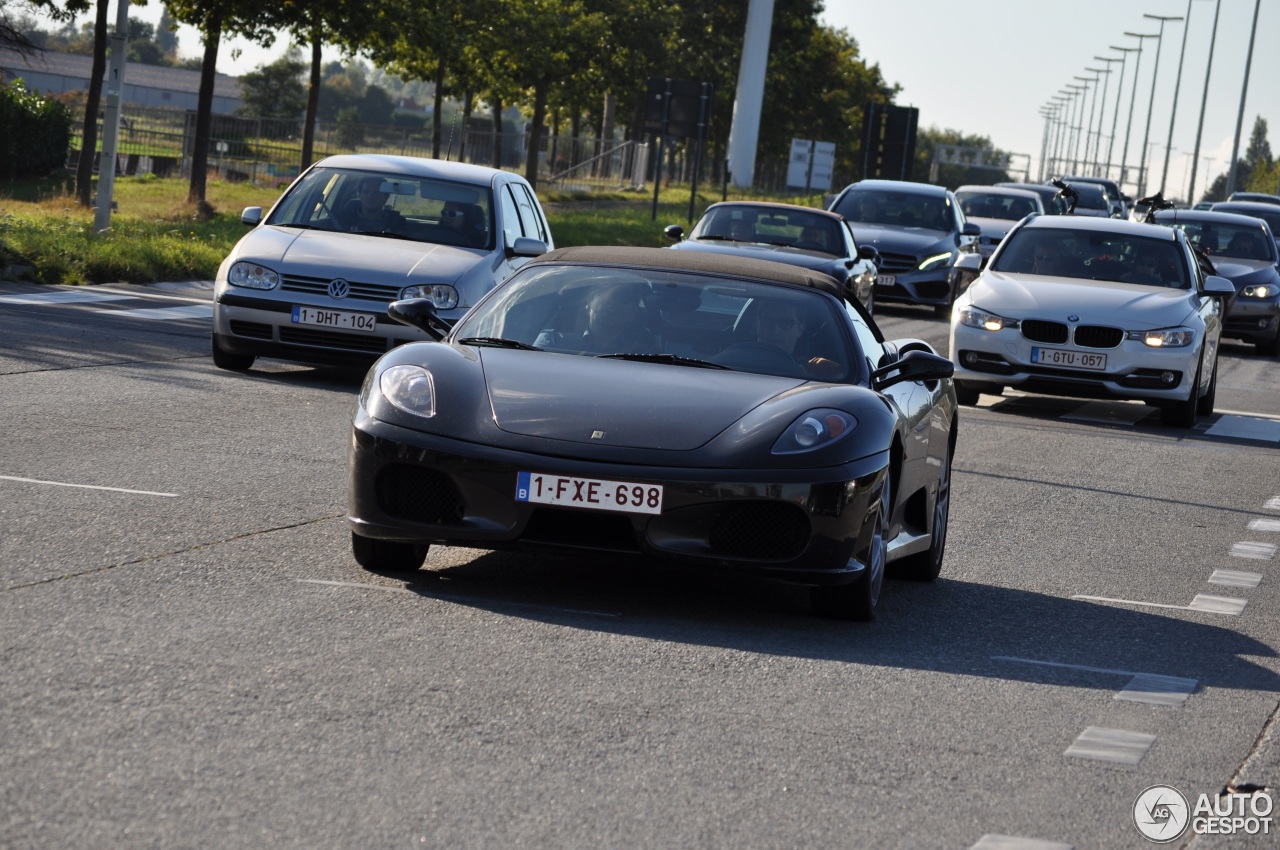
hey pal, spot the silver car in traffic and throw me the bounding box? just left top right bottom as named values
left=212, top=154, right=553, bottom=371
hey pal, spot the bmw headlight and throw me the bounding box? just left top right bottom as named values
left=772, top=409, right=856, bottom=455
left=400, top=284, right=459, bottom=309
left=227, top=261, right=280, bottom=290
left=1241, top=284, right=1278, bottom=298
left=918, top=252, right=954, bottom=272
left=1126, top=327, right=1195, bottom=348
left=380, top=364, right=436, bottom=418
left=958, top=305, right=1014, bottom=332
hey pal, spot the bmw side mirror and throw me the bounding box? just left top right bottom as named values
left=388, top=298, right=451, bottom=341
left=1202, top=275, right=1236, bottom=298
left=872, top=349, right=954, bottom=391
left=241, top=206, right=263, bottom=226
left=664, top=224, right=685, bottom=242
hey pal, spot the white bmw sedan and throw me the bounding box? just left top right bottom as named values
left=212, top=154, right=553, bottom=371
left=948, top=215, right=1236, bottom=427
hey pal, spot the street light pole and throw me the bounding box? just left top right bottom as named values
left=1082, top=67, right=1110, bottom=174
left=1136, top=17, right=1181, bottom=196
left=1065, top=83, right=1088, bottom=174
left=1051, top=94, right=1071, bottom=177
left=1106, top=47, right=1138, bottom=186
left=1159, top=2, right=1206, bottom=197
left=1121, top=32, right=1158, bottom=194
left=1187, top=0, right=1221, bottom=203
left=1092, top=56, right=1122, bottom=176
left=1072, top=75, right=1098, bottom=174
left=1226, top=0, right=1262, bottom=197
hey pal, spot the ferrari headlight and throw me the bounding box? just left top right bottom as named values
left=227, top=261, right=279, bottom=290
left=1126, top=327, right=1195, bottom=348
left=1242, top=284, right=1277, bottom=298
left=380, top=364, right=436, bottom=417
left=400, top=284, right=459, bottom=309
left=918, top=251, right=954, bottom=272
left=958, top=305, right=1013, bottom=332
left=772, top=409, right=856, bottom=455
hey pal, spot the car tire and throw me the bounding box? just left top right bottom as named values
left=889, top=434, right=952, bottom=583
left=1160, top=355, right=1201, bottom=428
left=211, top=333, right=255, bottom=371
left=954, top=382, right=981, bottom=406
left=351, top=531, right=429, bottom=573
left=1196, top=355, right=1217, bottom=416
left=811, top=470, right=889, bottom=621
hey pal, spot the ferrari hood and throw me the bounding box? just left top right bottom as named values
left=480, top=350, right=804, bottom=450
left=235, top=226, right=481, bottom=283
left=969, top=271, right=1197, bottom=328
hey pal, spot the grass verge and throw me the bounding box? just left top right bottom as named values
left=0, top=171, right=821, bottom=285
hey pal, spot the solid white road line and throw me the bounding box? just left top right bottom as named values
left=108, top=305, right=213, bottom=320
left=0, top=474, right=177, bottom=497
left=0, top=291, right=129, bottom=305
left=1072, top=593, right=1247, bottom=615
left=297, top=579, right=621, bottom=618
left=991, top=656, right=1197, bottom=707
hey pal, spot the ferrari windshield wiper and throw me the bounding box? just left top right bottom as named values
left=598, top=353, right=729, bottom=369
left=458, top=337, right=542, bottom=351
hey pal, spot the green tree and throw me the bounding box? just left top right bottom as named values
left=236, top=52, right=307, bottom=120
left=163, top=0, right=282, bottom=204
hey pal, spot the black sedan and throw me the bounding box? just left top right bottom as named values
left=663, top=201, right=878, bottom=313
left=347, top=247, right=958, bottom=621
left=1153, top=208, right=1280, bottom=355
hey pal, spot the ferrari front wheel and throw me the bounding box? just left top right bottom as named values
left=811, top=472, right=889, bottom=622
left=351, top=531, right=429, bottom=573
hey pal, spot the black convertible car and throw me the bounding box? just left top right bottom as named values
left=347, top=247, right=958, bottom=620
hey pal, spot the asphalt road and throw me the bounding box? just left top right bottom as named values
left=1, top=281, right=1278, bottom=849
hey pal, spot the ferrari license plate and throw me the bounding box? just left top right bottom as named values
left=875, top=274, right=896, bottom=288
left=291, top=306, right=378, bottom=333
left=1031, top=347, right=1107, bottom=371
left=516, top=472, right=663, bottom=515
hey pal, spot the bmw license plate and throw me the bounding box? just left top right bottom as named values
left=875, top=274, right=896, bottom=288
left=291, top=306, right=378, bottom=333
left=1031, top=347, right=1107, bottom=371
left=516, top=472, right=663, bottom=515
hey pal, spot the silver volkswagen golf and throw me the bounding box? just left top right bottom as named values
left=212, top=154, right=553, bottom=370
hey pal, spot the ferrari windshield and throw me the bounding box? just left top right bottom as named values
left=990, top=228, right=1190, bottom=288
left=453, top=264, right=858, bottom=382
left=266, top=167, right=494, bottom=249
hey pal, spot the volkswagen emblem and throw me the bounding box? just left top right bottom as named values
left=1067, top=313, right=1080, bottom=323
left=328, top=278, right=351, bottom=299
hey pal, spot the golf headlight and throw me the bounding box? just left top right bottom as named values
left=227, top=261, right=279, bottom=290
left=918, top=252, right=953, bottom=272
left=958, top=305, right=1012, bottom=332
left=773, top=409, right=856, bottom=454
left=400, top=284, right=459, bottom=309
left=1242, top=284, right=1277, bottom=298
left=1127, top=327, right=1195, bottom=348
left=380, top=365, right=436, bottom=418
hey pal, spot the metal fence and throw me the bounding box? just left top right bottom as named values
left=68, top=105, right=651, bottom=192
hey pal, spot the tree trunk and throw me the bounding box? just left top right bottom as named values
left=75, top=0, right=109, bottom=207
left=188, top=20, right=221, bottom=205
left=490, top=94, right=502, bottom=169
left=431, top=57, right=445, bottom=159
left=523, top=81, right=547, bottom=189
left=459, top=89, right=472, bottom=163
left=300, top=20, right=321, bottom=174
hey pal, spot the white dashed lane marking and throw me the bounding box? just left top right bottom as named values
left=1209, top=569, right=1264, bottom=588
left=1072, top=593, right=1248, bottom=615
left=970, top=836, right=1074, bottom=850
left=991, top=657, right=1197, bottom=707
left=1064, top=726, right=1156, bottom=765
left=1248, top=518, right=1280, bottom=533
left=1230, top=541, right=1277, bottom=559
